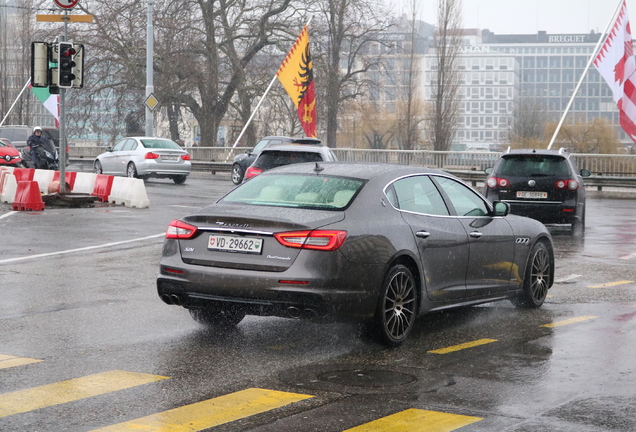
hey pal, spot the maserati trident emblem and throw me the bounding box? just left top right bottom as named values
left=528, top=180, right=536, bottom=187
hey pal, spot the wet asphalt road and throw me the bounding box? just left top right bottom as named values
left=0, top=171, right=635, bottom=431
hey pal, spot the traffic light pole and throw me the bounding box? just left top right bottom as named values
left=58, top=12, right=69, bottom=194
left=145, top=0, right=154, bottom=137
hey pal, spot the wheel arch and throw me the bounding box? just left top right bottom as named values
left=384, top=252, right=423, bottom=312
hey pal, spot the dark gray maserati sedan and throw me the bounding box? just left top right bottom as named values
left=157, top=162, right=554, bottom=346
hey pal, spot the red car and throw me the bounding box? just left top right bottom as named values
left=0, top=138, right=21, bottom=166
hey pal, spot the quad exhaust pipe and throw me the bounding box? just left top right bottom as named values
left=287, top=306, right=319, bottom=319
left=161, top=294, right=183, bottom=306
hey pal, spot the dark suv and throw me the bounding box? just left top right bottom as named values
left=244, top=144, right=337, bottom=182
left=483, top=148, right=590, bottom=233
left=231, top=136, right=322, bottom=184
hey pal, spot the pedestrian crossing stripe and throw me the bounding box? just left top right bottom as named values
left=0, top=370, right=168, bottom=418
left=87, top=388, right=313, bottom=432
left=428, top=338, right=498, bottom=354
left=540, top=315, right=597, bottom=328
left=0, top=354, right=42, bottom=370
left=344, top=408, right=482, bottom=431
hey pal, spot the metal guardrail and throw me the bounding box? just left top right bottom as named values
left=69, top=146, right=636, bottom=190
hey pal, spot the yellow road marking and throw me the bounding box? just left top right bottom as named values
left=0, top=370, right=168, bottom=418
left=588, top=280, right=634, bottom=288
left=89, top=388, right=313, bottom=432
left=428, top=338, right=498, bottom=354
left=345, top=408, right=482, bottom=432
left=0, top=355, right=42, bottom=370
left=540, top=316, right=597, bottom=328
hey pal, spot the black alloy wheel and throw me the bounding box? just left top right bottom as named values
left=231, top=164, right=244, bottom=185
left=373, top=264, right=417, bottom=346
left=512, top=241, right=551, bottom=308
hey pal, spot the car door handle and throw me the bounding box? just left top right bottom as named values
left=469, top=231, right=483, bottom=239
left=416, top=231, right=431, bottom=238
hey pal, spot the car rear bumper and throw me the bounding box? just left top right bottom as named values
left=504, top=200, right=578, bottom=224
left=137, top=160, right=191, bottom=176
left=156, top=259, right=382, bottom=323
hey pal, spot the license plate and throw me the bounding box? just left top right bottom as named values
left=517, top=191, right=547, bottom=199
left=208, top=234, right=263, bottom=254
left=162, top=156, right=179, bottom=162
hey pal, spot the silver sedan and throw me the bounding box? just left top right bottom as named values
left=94, top=137, right=191, bottom=184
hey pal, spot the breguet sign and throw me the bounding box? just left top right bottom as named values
left=548, top=35, right=589, bottom=43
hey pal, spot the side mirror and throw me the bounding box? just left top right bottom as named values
left=106, top=146, right=113, bottom=152
left=493, top=201, right=510, bottom=217
left=580, top=169, right=591, bottom=177
left=484, top=167, right=493, bottom=175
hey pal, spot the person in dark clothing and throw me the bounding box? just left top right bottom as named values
left=27, top=126, right=45, bottom=168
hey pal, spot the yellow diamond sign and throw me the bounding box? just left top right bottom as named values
left=145, top=93, right=160, bottom=111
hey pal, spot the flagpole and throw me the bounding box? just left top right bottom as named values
left=226, top=18, right=313, bottom=161
left=547, top=0, right=624, bottom=149
left=0, top=79, right=31, bottom=127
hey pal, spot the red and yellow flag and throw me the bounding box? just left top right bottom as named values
left=276, top=25, right=317, bottom=138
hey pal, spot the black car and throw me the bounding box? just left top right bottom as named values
left=231, top=136, right=322, bottom=184
left=158, top=162, right=554, bottom=346
left=483, top=148, right=590, bottom=234
left=243, top=144, right=337, bottom=182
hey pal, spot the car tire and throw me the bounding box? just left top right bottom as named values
left=512, top=241, right=551, bottom=308
left=370, top=264, right=418, bottom=347
left=189, top=306, right=245, bottom=329
left=94, top=160, right=103, bottom=174
left=571, top=207, right=585, bottom=236
left=173, top=175, right=187, bottom=184
left=231, top=164, right=244, bottom=185
left=126, top=162, right=138, bottom=178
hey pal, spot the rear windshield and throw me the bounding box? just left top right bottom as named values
left=497, top=155, right=570, bottom=177
left=140, top=139, right=182, bottom=150
left=254, top=151, right=324, bottom=170
left=222, top=174, right=364, bottom=209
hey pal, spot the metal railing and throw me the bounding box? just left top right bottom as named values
left=70, top=146, right=636, bottom=188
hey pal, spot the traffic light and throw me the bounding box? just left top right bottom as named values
left=72, top=44, right=84, bottom=88
left=31, top=42, right=49, bottom=87
left=57, top=42, right=76, bottom=88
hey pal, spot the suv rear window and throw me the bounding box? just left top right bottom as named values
left=497, top=155, right=570, bottom=177
left=255, top=151, right=324, bottom=170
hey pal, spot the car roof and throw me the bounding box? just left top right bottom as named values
left=259, top=144, right=329, bottom=153
left=265, top=161, right=447, bottom=181
left=504, top=148, right=570, bottom=157
left=260, top=136, right=323, bottom=145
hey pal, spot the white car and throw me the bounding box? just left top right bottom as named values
left=94, top=137, right=191, bottom=184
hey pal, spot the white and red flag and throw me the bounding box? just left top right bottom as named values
left=593, top=0, right=636, bottom=142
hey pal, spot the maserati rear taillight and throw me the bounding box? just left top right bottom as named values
left=166, top=220, right=198, bottom=239
left=274, top=230, right=347, bottom=251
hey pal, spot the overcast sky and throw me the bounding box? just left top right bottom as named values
left=392, top=0, right=634, bottom=35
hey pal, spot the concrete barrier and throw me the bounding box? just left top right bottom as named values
left=92, top=174, right=114, bottom=202
left=0, top=173, right=17, bottom=203
left=33, top=169, right=56, bottom=193
left=125, top=179, right=150, bottom=208
left=73, top=172, right=98, bottom=194
left=12, top=180, right=45, bottom=211
left=108, top=177, right=132, bottom=205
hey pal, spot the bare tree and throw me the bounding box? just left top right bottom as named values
left=508, top=95, right=548, bottom=148
left=73, top=0, right=297, bottom=145
left=428, top=0, right=463, bottom=151
left=395, top=0, right=425, bottom=150
left=314, top=0, right=395, bottom=147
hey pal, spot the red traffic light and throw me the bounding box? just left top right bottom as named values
left=61, top=47, right=76, bottom=57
